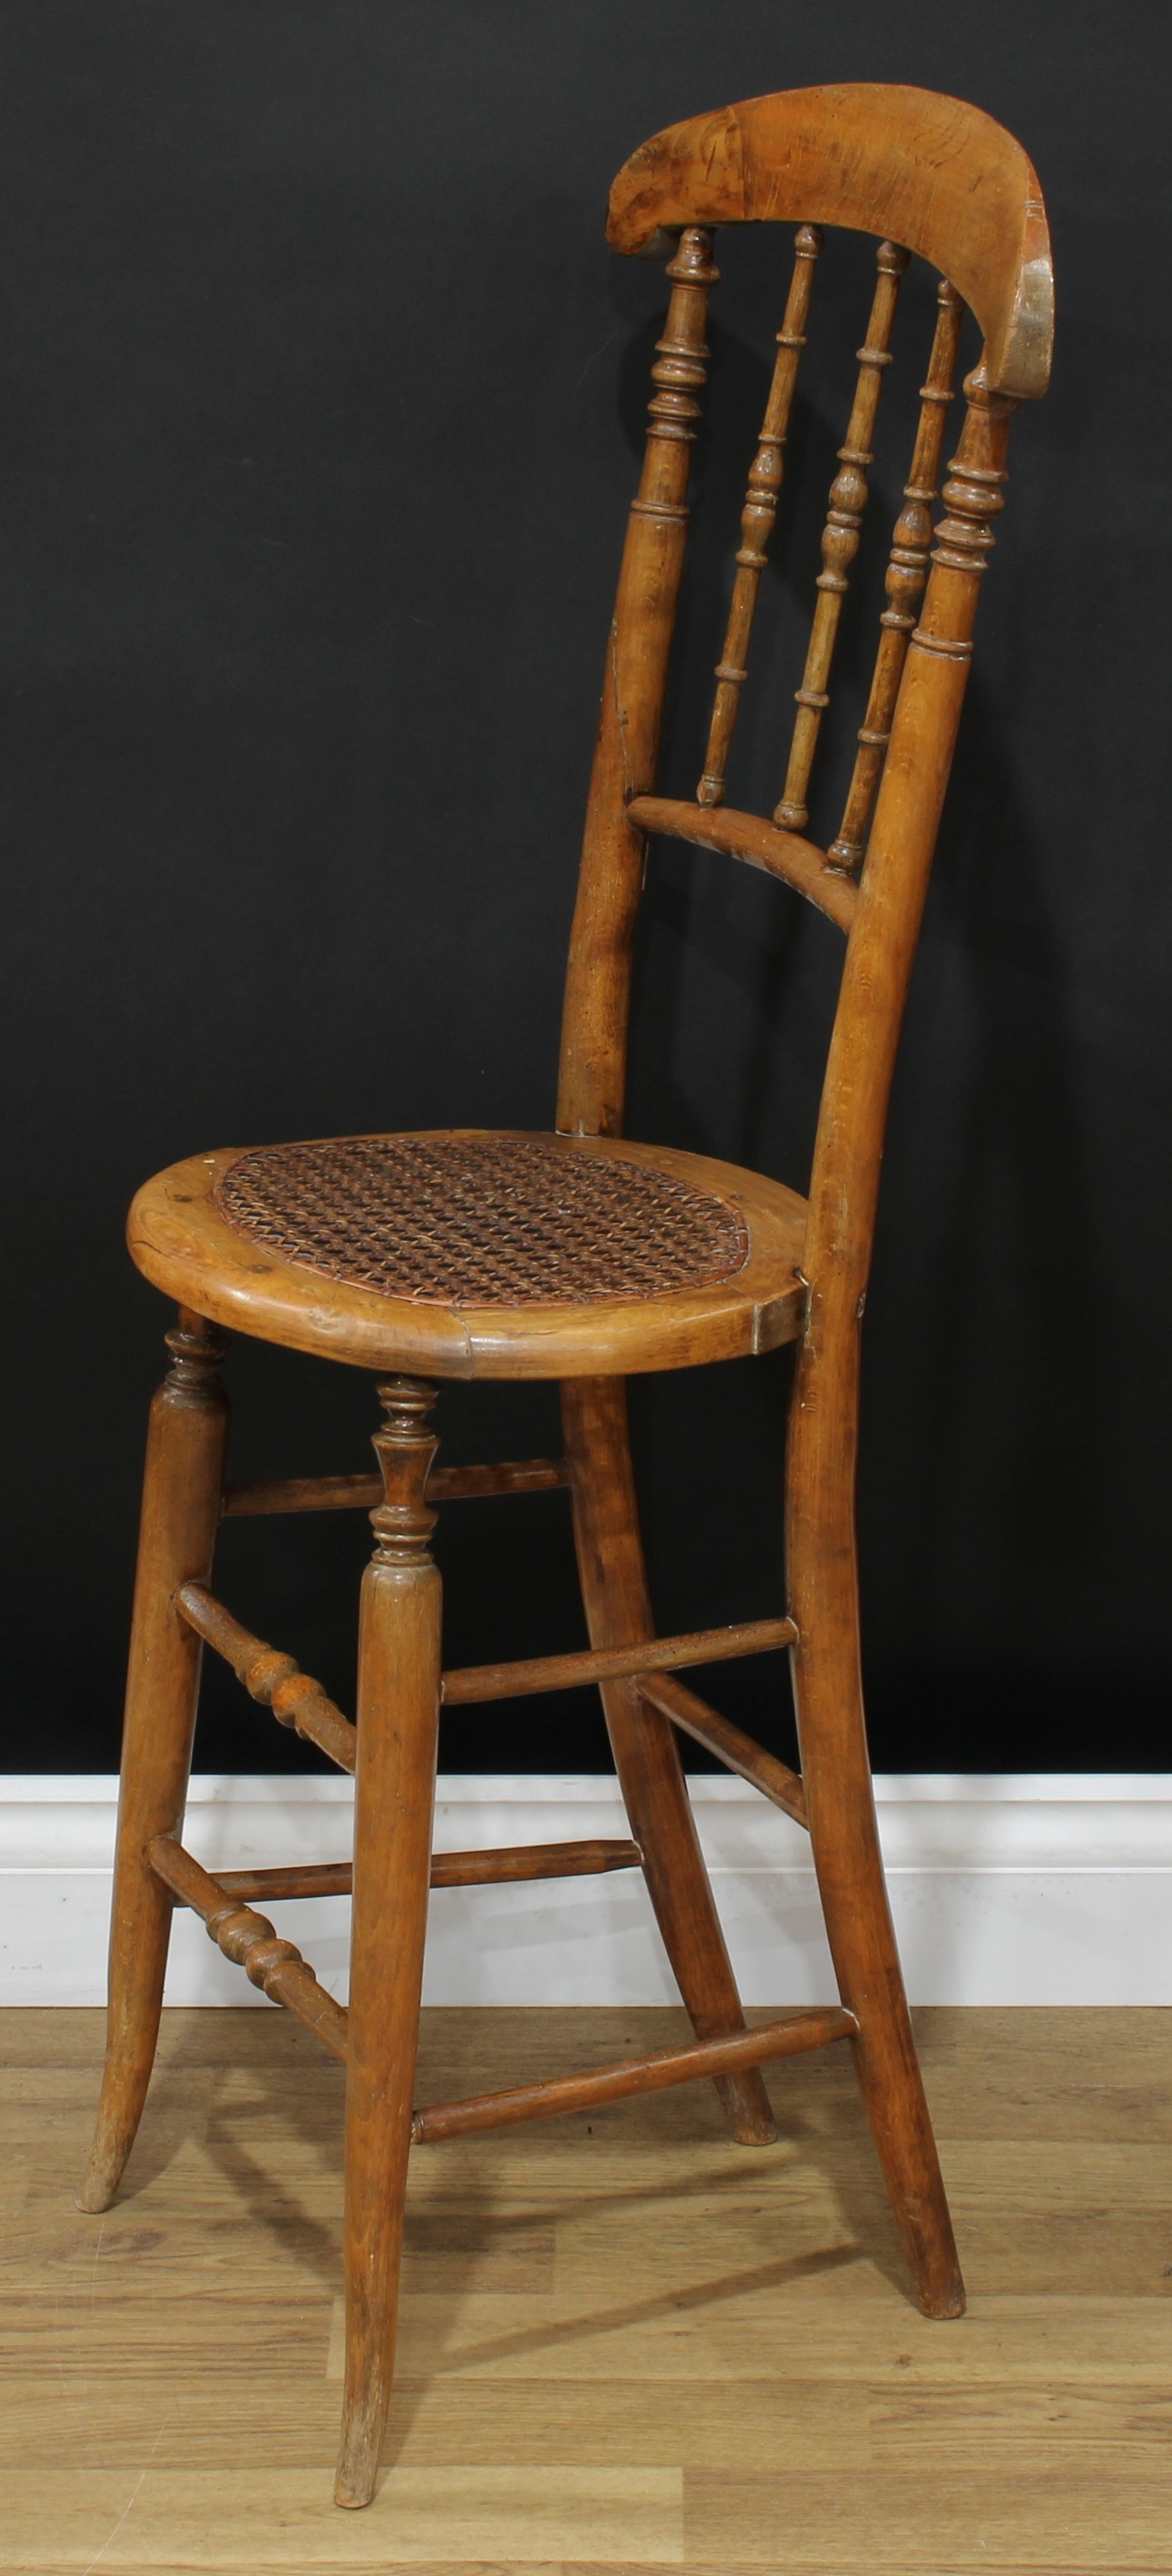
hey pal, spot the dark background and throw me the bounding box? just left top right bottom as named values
left=2, top=0, right=1169, bottom=1777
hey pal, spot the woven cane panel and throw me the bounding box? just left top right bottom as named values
left=215, top=1134, right=750, bottom=1307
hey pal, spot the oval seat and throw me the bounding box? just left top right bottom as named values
left=129, top=1128, right=809, bottom=1379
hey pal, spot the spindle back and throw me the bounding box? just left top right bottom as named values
left=557, top=84, right=1052, bottom=1313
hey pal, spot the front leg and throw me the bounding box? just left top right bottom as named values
left=335, top=1377, right=442, bottom=2509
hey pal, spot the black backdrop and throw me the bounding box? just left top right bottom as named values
left=2, top=0, right=1170, bottom=1777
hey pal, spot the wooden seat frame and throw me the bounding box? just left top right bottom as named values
left=79, top=84, right=1054, bottom=2510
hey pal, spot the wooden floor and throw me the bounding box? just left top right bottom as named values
left=1, top=2006, right=1170, bottom=2573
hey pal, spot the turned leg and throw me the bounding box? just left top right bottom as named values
left=560, top=1376, right=777, bottom=2149
left=786, top=1331, right=964, bottom=2317
left=335, top=1377, right=441, bottom=2510
left=79, top=1309, right=229, bottom=2214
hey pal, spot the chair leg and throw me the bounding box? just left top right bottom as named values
left=78, top=1309, right=229, bottom=2214
left=335, top=1378, right=441, bottom=2511
left=786, top=1334, right=965, bottom=2318
left=560, top=1376, right=777, bottom=2149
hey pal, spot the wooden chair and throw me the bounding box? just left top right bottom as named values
left=79, top=84, right=1053, bottom=2508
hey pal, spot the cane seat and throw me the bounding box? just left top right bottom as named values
left=129, top=1127, right=809, bottom=1377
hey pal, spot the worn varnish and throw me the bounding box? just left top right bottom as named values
left=82, top=84, right=1055, bottom=2509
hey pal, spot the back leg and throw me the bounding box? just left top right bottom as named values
left=791, top=1612, right=964, bottom=2313
left=561, top=1375, right=777, bottom=2148
left=786, top=1335, right=964, bottom=2317
left=78, top=1310, right=228, bottom=2213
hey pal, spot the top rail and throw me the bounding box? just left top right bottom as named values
left=607, top=86, right=1052, bottom=401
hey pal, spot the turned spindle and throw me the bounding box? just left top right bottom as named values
left=368, top=1375, right=441, bottom=1563
left=146, top=1835, right=348, bottom=2060
left=209, top=1895, right=315, bottom=1999
left=634, top=226, right=720, bottom=520
left=827, top=277, right=963, bottom=874
left=774, top=240, right=909, bottom=834
left=696, top=224, right=822, bottom=807
left=163, top=1307, right=227, bottom=1393
left=175, top=1581, right=358, bottom=1773
left=911, top=366, right=1014, bottom=662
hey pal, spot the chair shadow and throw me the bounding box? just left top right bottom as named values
left=84, top=1994, right=938, bottom=2484
left=181, top=2012, right=920, bottom=2293
left=400, top=2238, right=863, bottom=2387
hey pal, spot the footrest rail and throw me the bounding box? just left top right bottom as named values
left=442, top=1615, right=795, bottom=1706
left=213, top=1839, right=644, bottom=1905
left=412, top=2006, right=857, bottom=2142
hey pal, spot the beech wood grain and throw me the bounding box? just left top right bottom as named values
left=83, top=80, right=1053, bottom=2512
left=606, top=84, right=1053, bottom=398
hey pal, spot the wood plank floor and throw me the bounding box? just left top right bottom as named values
left=2, top=2005, right=1170, bottom=2573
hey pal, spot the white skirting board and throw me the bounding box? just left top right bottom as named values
left=2, top=1771, right=1170, bottom=2009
